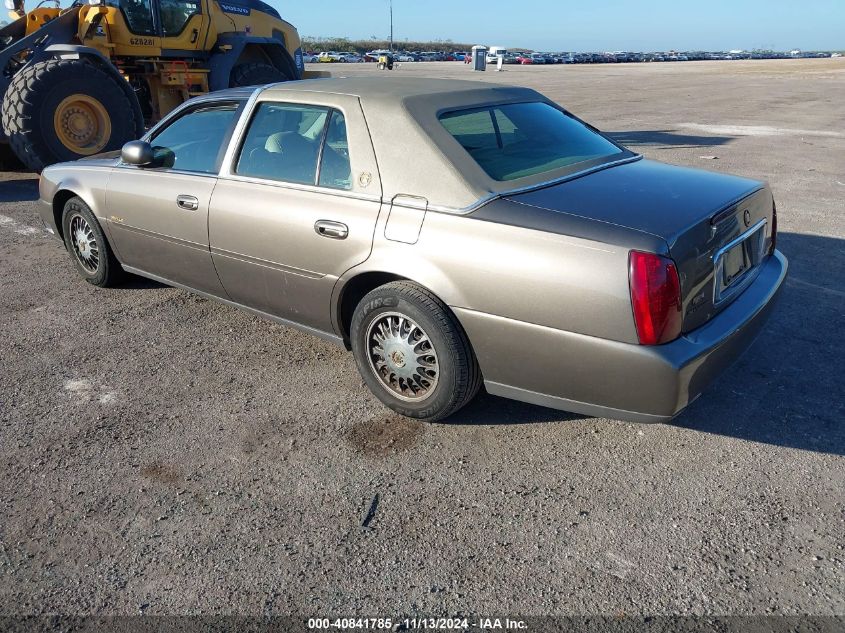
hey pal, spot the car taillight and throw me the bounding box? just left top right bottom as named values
left=629, top=251, right=682, bottom=345
left=770, top=200, right=777, bottom=254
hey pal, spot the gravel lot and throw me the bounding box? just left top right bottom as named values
left=1, top=59, right=843, bottom=622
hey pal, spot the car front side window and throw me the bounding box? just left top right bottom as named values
left=235, top=102, right=352, bottom=190
left=147, top=103, right=240, bottom=174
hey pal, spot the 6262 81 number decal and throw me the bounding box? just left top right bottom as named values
left=129, top=37, right=155, bottom=46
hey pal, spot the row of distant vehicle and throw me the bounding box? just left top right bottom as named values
left=487, top=49, right=842, bottom=64
left=303, top=50, right=470, bottom=63
left=304, top=49, right=842, bottom=65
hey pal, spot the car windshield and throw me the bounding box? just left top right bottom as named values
left=439, top=101, right=625, bottom=181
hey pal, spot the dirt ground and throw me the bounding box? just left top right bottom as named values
left=0, top=59, right=843, bottom=623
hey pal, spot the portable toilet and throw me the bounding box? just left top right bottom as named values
left=471, top=45, right=488, bottom=71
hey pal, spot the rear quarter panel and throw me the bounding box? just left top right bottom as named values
left=343, top=199, right=645, bottom=344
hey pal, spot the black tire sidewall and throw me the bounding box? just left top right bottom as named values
left=351, top=286, right=468, bottom=420
left=61, top=198, right=111, bottom=287
left=229, top=63, right=287, bottom=87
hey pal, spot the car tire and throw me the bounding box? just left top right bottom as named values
left=350, top=281, right=482, bottom=421
left=61, top=196, right=124, bottom=288
left=229, top=62, right=288, bottom=87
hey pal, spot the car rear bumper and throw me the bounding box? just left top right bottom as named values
left=454, top=250, right=788, bottom=423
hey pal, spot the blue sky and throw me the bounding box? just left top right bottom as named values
left=278, top=0, right=843, bottom=51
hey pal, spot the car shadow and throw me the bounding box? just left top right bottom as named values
left=448, top=232, right=844, bottom=455
left=445, top=390, right=581, bottom=426
left=672, top=231, right=845, bottom=455
left=115, top=276, right=167, bottom=290
left=608, top=129, right=735, bottom=149
left=0, top=178, right=39, bottom=202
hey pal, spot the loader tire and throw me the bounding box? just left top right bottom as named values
left=0, top=142, right=24, bottom=171
left=2, top=58, right=145, bottom=172
left=229, top=62, right=288, bottom=88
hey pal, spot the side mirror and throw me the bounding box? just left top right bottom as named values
left=121, top=140, right=154, bottom=166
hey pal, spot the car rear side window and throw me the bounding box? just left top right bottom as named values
left=317, top=110, right=351, bottom=190
left=236, top=102, right=352, bottom=190
left=149, top=104, right=240, bottom=174
left=439, top=101, right=624, bottom=181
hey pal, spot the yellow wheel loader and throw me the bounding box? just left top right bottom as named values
left=0, top=0, right=306, bottom=170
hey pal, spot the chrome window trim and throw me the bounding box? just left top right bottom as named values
left=113, top=164, right=219, bottom=179
left=227, top=102, right=353, bottom=191
left=219, top=96, right=363, bottom=196
left=116, top=93, right=257, bottom=174
left=142, top=86, right=265, bottom=142
left=122, top=89, right=640, bottom=217
left=219, top=89, right=286, bottom=178
left=215, top=172, right=382, bottom=203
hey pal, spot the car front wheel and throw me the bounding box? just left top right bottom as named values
left=61, top=196, right=123, bottom=287
left=350, top=281, right=482, bottom=421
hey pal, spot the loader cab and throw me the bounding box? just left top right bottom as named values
left=98, top=0, right=207, bottom=52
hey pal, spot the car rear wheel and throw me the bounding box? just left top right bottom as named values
left=350, top=281, right=481, bottom=421
left=61, top=197, right=123, bottom=287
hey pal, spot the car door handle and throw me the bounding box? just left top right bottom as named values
left=176, top=195, right=199, bottom=211
left=314, top=220, right=348, bottom=240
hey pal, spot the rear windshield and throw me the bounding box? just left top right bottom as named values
left=439, top=101, right=624, bottom=181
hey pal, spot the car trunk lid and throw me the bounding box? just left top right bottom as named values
left=505, top=158, right=775, bottom=332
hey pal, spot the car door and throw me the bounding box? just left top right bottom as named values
left=209, top=94, right=383, bottom=333
left=105, top=100, right=242, bottom=296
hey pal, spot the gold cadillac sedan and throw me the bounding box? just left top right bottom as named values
left=37, top=78, right=787, bottom=422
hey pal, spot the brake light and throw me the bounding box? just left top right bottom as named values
left=629, top=251, right=682, bottom=345
left=770, top=200, right=777, bottom=254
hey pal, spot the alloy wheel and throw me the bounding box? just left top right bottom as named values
left=69, top=213, right=99, bottom=273
left=366, top=311, right=439, bottom=402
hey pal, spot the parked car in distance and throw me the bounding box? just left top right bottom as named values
left=335, top=53, right=364, bottom=63
left=486, top=47, right=508, bottom=63
left=396, top=53, right=416, bottom=62
left=515, top=53, right=534, bottom=64
left=317, top=51, right=338, bottom=62
left=529, top=53, right=546, bottom=64
left=365, top=49, right=391, bottom=62
left=39, top=78, right=787, bottom=423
